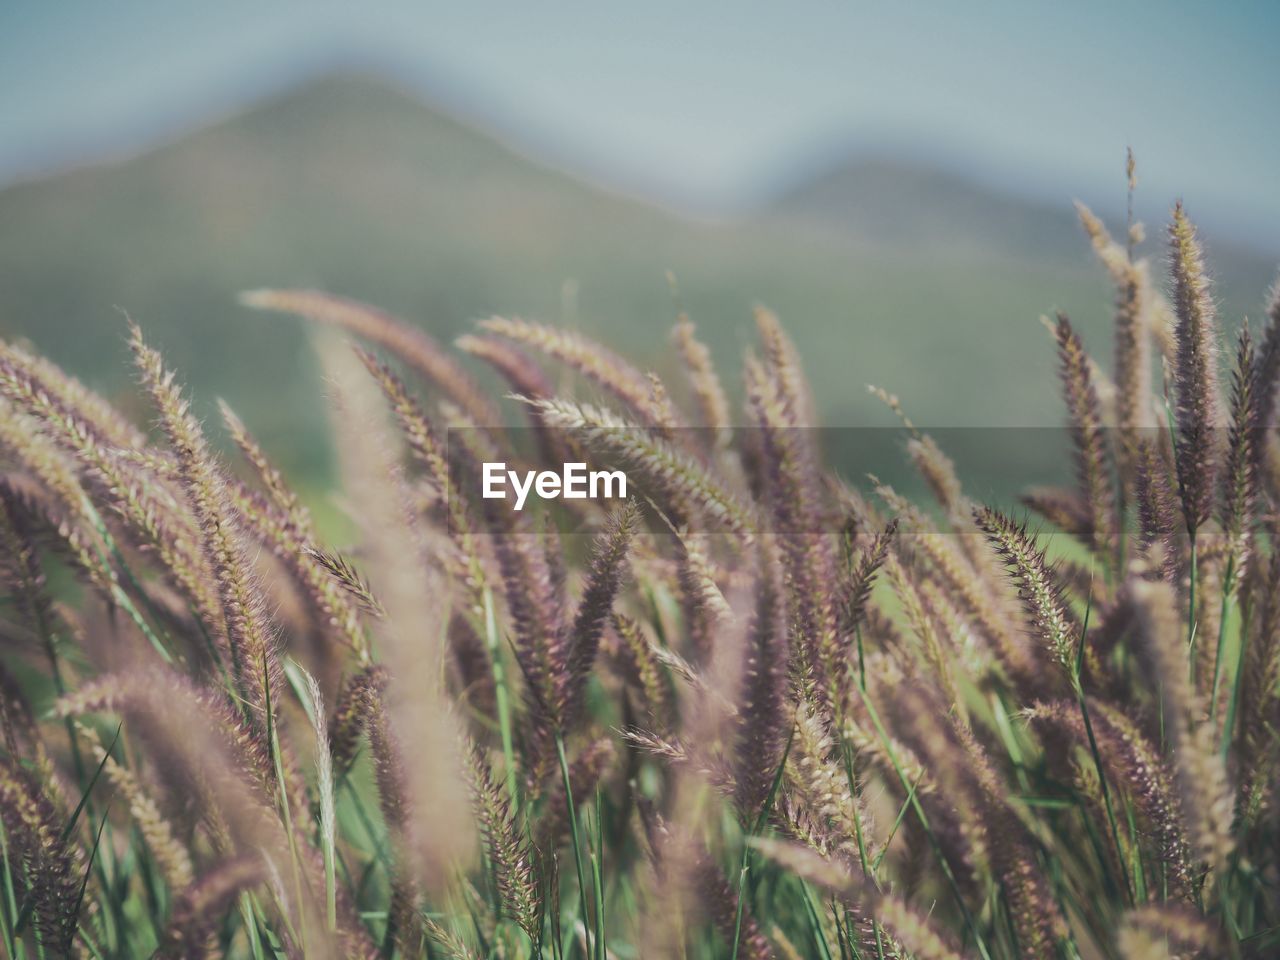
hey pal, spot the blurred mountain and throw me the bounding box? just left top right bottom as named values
left=773, top=157, right=1093, bottom=259
left=772, top=154, right=1273, bottom=274
left=1, top=74, right=1274, bottom=493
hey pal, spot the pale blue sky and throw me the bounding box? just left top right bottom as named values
left=2, top=1, right=1278, bottom=246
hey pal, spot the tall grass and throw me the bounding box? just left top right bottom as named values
left=0, top=179, right=1278, bottom=959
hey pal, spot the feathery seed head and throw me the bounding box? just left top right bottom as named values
left=1168, top=202, right=1223, bottom=533
left=1054, top=312, right=1116, bottom=552
left=975, top=506, right=1077, bottom=672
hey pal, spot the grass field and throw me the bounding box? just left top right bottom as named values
left=1, top=176, right=1279, bottom=956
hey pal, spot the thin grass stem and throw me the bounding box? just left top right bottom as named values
left=483, top=585, right=520, bottom=809
left=555, top=732, right=592, bottom=960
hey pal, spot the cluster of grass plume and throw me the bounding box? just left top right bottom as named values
left=0, top=163, right=1279, bottom=960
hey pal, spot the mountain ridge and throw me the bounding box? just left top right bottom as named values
left=11, top=71, right=1270, bottom=260
left=1, top=74, right=1273, bottom=487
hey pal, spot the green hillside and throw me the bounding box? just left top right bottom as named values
left=1, top=74, right=1274, bottom=492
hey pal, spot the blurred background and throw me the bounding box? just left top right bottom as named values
left=2, top=0, right=1277, bottom=499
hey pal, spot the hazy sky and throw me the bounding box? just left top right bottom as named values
left=3, top=1, right=1278, bottom=245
